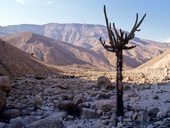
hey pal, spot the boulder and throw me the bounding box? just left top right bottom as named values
left=97, top=76, right=113, bottom=90
left=95, top=92, right=111, bottom=100
left=33, top=95, right=42, bottom=110
left=153, top=95, right=159, bottom=100
left=137, top=73, right=145, bottom=78
left=132, top=111, right=138, bottom=120
left=24, top=116, right=64, bottom=128
left=73, top=94, right=84, bottom=105
left=0, top=90, right=6, bottom=112
left=148, top=107, right=159, bottom=120
left=0, top=76, right=11, bottom=96
left=124, top=76, right=132, bottom=82
left=124, top=111, right=133, bottom=119
left=137, top=110, right=148, bottom=122
left=1, top=109, right=20, bottom=120
left=162, top=117, right=170, bottom=127
left=95, top=100, right=116, bottom=113
left=58, top=101, right=82, bottom=116
left=81, top=108, right=98, bottom=119
left=108, top=113, right=116, bottom=127
left=157, top=111, right=167, bottom=120
left=10, top=116, right=39, bottom=126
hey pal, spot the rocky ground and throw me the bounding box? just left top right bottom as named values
left=0, top=69, right=170, bottom=128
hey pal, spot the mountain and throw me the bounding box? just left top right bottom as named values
left=2, top=32, right=110, bottom=69
left=0, top=23, right=106, bottom=49
left=131, top=49, right=170, bottom=82
left=0, top=38, right=55, bottom=78
left=137, top=48, right=170, bottom=70
left=1, top=23, right=170, bottom=70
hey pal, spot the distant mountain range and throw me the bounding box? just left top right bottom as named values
left=1, top=23, right=170, bottom=70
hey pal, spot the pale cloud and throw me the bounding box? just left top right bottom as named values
left=162, top=38, right=170, bottom=43
left=15, top=0, right=27, bottom=4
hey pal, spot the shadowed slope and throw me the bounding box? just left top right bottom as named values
left=0, top=39, right=52, bottom=78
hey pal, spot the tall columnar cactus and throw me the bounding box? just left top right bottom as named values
left=100, top=5, right=146, bottom=123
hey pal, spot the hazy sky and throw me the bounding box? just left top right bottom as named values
left=0, top=0, right=170, bottom=42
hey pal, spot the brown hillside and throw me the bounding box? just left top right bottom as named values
left=0, top=39, right=54, bottom=78
left=137, top=48, right=170, bottom=70
left=2, top=32, right=111, bottom=69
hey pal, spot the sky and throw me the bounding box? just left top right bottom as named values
left=0, top=0, right=170, bottom=42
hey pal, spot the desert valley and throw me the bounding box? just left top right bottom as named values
left=0, top=23, right=170, bottom=128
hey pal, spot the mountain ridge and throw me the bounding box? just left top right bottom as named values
left=1, top=23, right=170, bottom=70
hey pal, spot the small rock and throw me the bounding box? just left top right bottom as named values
left=66, top=115, right=74, bottom=120
left=137, top=110, right=148, bottom=122
left=124, top=76, right=131, bottom=82
left=167, top=107, right=170, bottom=117
left=10, top=116, right=39, bottom=126
left=162, top=117, right=170, bottom=127
left=138, top=73, right=145, bottom=78
left=95, top=100, right=116, bottom=113
left=157, top=111, right=167, bottom=119
left=148, top=107, right=159, bottom=120
left=97, top=76, right=113, bottom=90
left=73, top=94, right=84, bottom=105
left=124, top=85, right=131, bottom=91
left=147, top=124, right=154, bottom=128
left=96, top=109, right=103, bottom=116
left=96, top=92, right=111, bottom=100
left=24, top=116, right=64, bottom=128
left=133, top=105, right=144, bottom=112
left=43, top=88, right=55, bottom=96
left=164, top=99, right=170, bottom=103
left=141, top=85, right=151, bottom=90
left=154, top=121, right=163, bottom=127
left=108, top=114, right=116, bottom=127
left=59, top=101, right=82, bottom=116
left=81, top=108, right=98, bottom=119
left=102, top=119, right=110, bottom=125
left=0, top=122, right=6, bottom=127
left=126, top=104, right=133, bottom=111
left=162, top=76, right=170, bottom=81
left=0, top=76, right=11, bottom=96
left=153, top=95, right=159, bottom=100
left=1, top=109, right=20, bottom=119
left=124, top=111, right=133, bottom=119
left=79, top=102, right=91, bottom=108
left=132, top=111, right=138, bottom=120
left=129, top=92, right=138, bottom=97
left=33, top=95, right=43, bottom=110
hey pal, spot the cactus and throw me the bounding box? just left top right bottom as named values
left=99, top=5, right=146, bottom=125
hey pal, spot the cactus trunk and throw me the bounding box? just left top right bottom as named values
left=116, top=50, right=124, bottom=119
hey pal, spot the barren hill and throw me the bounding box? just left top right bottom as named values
left=0, top=39, right=53, bottom=78
left=2, top=32, right=110, bottom=69
left=137, top=49, right=170, bottom=70
left=130, top=49, right=170, bottom=82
